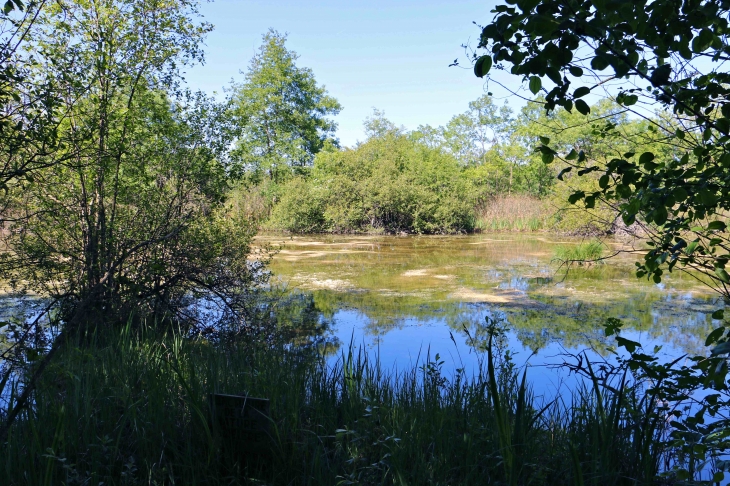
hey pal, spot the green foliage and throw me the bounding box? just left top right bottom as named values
left=0, top=1, right=67, bottom=207
left=268, top=177, right=326, bottom=233
left=230, top=30, right=342, bottom=184
left=269, top=130, right=477, bottom=234
left=0, top=0, right=259, bottom=330
left=476, top=0, right=730, bottom=478
left=476, top=0, right=730, bottom=296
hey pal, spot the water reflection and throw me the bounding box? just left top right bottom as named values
left=260, top=233, right=720, bottom=393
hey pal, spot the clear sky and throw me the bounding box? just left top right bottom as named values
left=184, top=0, right=515, bottom=147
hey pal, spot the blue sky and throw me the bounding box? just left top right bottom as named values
left=184, top=0, right=520, bottom=147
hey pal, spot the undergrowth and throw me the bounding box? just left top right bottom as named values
left=0, top=321, right=677, bottom=485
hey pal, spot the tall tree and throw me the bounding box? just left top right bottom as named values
left=0, top=0, right=70, bottom=218
left=1, top=0, right=258, bottom=331
left=231, top=30, right=341, bottom=183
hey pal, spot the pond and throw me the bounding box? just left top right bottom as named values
left=259, top=233, right=721, bottom=396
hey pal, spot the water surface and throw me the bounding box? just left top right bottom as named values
left=260, top=233, right=720, bottom=395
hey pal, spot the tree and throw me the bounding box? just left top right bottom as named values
left=0, top=0, right=259, bottom=332
left=474, top=0, right=730, bottom=298
left=473, top=1, right=730, bottom=478
left=230, top=30, right=341, bottom=184
left=0, top=0, right=71, bottom=217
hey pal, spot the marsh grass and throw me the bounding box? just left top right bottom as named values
left=0, top=322, right=675, bottom=485
left=554, top=240, right=605, bottom=264
left=475, top=195, right=550, bottom=232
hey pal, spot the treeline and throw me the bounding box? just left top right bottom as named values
left=240, top=99, right=666, bottom=235
left=222, top=30, right=674, bottom=235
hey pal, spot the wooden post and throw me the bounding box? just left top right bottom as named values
left=210, top=394, right=272, bottom=460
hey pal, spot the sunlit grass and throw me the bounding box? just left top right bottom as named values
left=554, top=240, right=605, bottom=263
left=474, top=195, right=550, bottom=232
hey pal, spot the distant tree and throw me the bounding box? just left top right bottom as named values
left=231, top=30, right=341, bottom=183
left=363, top=108, right=402, bottom=139
left=443, top=95, right=513, bottom=166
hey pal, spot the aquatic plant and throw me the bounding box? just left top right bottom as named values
left=554, top=240, right=605, bottom=264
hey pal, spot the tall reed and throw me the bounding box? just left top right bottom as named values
left=0, top=323, right=673, bottom=485
left=475, top=195, right=550, bottom=232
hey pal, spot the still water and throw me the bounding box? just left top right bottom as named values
left=260, top=233, right=721, bottom=396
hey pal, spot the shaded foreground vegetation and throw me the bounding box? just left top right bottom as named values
left=0, top=321, right=699, bottom=485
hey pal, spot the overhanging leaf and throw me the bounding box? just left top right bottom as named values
left=474, top=56, right=492, bottom=78
left=529, top=76, right=542, bottom=94
left=575, top=99, right=590, bottom=115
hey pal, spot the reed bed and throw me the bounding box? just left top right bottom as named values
left=475, top=195, right=550, bottom=233
left=0, top=324, right=676, bottom=485
left=554, top=240, right=605, bottom=263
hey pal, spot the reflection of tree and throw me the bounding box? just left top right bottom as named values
left=285, top=288, right=718, bottom=357
left=257, top=291, right=340, bottom=355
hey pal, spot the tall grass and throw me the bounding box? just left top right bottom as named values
left=0, top=323, right=674, bottom=485
left=475, top=195, right=550, bottom=232
left=554, top=240, right=605, bottom=263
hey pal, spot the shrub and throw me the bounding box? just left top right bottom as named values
left=269, top=134, right=477, bottom=234
left=267, top=178, right=326, bottom=233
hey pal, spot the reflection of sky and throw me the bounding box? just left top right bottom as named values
left=323, top=290, right=718, bottom=399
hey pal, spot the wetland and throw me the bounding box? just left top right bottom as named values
left=262, top=233, right=720, bottom=393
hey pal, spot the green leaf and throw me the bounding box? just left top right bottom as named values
left=615, top=336, right=640, bottom=353
left=707, top=221, right=727, bottom=231
left=569, top=66, right=583, bottom=77
left=573, top=86, right=590, bottom=98
left=712, top=341, right=730, bottom=356
left=622, top=94, right=638, bottom=106
left=653, top=205, right=668, bottom=225
left=639, top=152, right=655, bottom=165
left=539, top=136, right=550, bottom=145
left=591, top=55, right=609, bottom=71
left=686, top=240, right=699, bottom=255
left=706, top=326, right=725, bottom=345
left=574, top=99, right=590, bottom=115
left=604, top=317, right=623, bottom=337
left=529, top=76, right=542, bottom=94
left=567, top=191, right=585, bottom=204
left=650, top=64, right=672, bottom=87
left=542, top=152, right=554, bottom=164
left=474, top=56, right=492, bottom=78
left=673, top=187, right=688, bottom=202
left=692, top=28, right=714, bottom=53
left=715, top=267, right=730, bottom=284
left=557, top=167, right=572, bottom=181
left=565, top=148, right=578, bottom=160
left=599, top=174, right=609, bottom=189
left=699, top=188, right=717, bottom=206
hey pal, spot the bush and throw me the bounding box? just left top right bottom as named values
left=269, top=134, right=477, bottom=234
left=267, top=177, right=326, bottom=233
